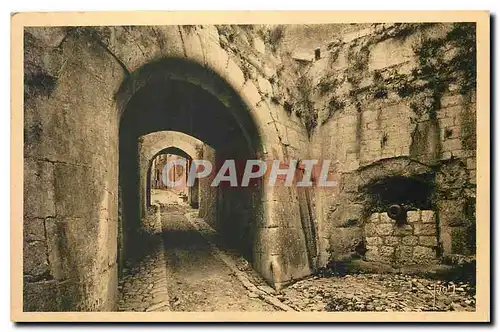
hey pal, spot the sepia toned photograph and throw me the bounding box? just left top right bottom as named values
left=11, top=11, right=490, bottom=322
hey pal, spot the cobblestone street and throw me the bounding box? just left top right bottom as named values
left=117, top=204, right=278, bottom=312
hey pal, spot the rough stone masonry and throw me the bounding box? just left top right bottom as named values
left=23, top=23, right=476, bottom=311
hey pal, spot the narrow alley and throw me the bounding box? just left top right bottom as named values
left=117, top=199, right=278, bottom=312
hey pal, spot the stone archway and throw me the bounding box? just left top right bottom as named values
left=118, top=57, right=267, bottom=269
left=23, top=26, right=312, bottom=311
left=145, top=147, right=194, bottom=208
left=138, top=131, right=204, bottom=217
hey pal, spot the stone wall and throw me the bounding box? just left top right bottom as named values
left=364, top=210, right=438, bottom=265
left=24, top=27, right=124, bottom=311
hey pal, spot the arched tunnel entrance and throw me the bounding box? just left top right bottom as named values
left=117, top=59, right=264, bottom=280
left=146, top=147, right=197, bottom=208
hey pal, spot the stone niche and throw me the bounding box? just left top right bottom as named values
left=364, top=210, right=438, bottom=265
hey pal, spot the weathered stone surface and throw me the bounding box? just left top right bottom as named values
left=379, top=213, right=394, bottom=224
left=376, top=224, right=394, bottom=236
left=23, top=280, right=59, bottom=311
left=394, top=224, right=414, bottom=236
left=257, top=76, right=273, bottom=95
left=413, top=246, right=436, bottom=262
left=369, top=37, right=415, bottom=71
left=24, top=218, right=46, bottom=242
left=24, top=159, right=55, bottom=218
left=414, top=223, right=436, bottom=236
left=419, top=236, right=438, bottom=247
left=450, top=227, right=474, bottom=255
left=240, top=80, right=262, bottom=106
left=364, top=223, right=378, bottom=237
left=421, top=210, right=436, bottom=223
left=384, top=236, right=400, bottom=246
left=53, top=163, right=101, bottom=218
left=23, top=241, right=50, bottom=278
left=368, top=213, right=380, bottom=224
left=364, top=246, right=380, bottom=262
left=365, top=236, right=382, bottom=246
left=327, top=227, right=363, bottom=261
left=379, top=246, right=395, bottom=258
left=401, top=236, right=419, bottom=246
left=438, top=200, right=467, bottom=227
left=226, top=58, right=246, bottom=91
left=395, top=245, right=414, bottom=263
left=407, top=210, right=421, bottom=223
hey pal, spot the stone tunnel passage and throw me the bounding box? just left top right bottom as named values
left=118, top=59, right=265, bottom=286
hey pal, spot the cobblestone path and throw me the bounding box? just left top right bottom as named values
left=117, top=204, right=278, bottom=312
left=161, top=205, right=275, bottom=311
left=117, top=248, right=170, bottom=312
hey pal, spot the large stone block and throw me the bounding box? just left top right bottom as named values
left=24, top=159, right=55, bottom=218
left=376, top=224, right=394, bottom=236
left=204, top=40, right=230, bottom=77
left=253, top=250, right=310, bottom=287
left=412, top=246, right=436, bottom=262
left=369, top=38, right=415, bottom=71
left=365, top=236, right=382, bottom=246
left=384, top=236, right=400, bottom=246
left=368, top=213, right=380, bottom=223
left=328, top=227, right=363, bottom=260
left=225, top=58, right=246, bottom=91
left=240, top=80, right=262, bottom=107
left=394, top=224, right=414, bottom=236
left=379, top=213, right=395, bottom=224
left=414, top=223, right=436, bottom=236
left=53, top=163, right=102, bottom=218
left=419, top=236, right=438, bottom=247
left=180, top=28, right=205, bottom=65
left=402, top=235, right=418, bottom=246
left=257, top=76, right=273, bottom=95
left=23, top=240, right=50, bottom=278
left=421, top=210, right=436, bottom=223
left=395, top=245, right=414, bottom=263
left=406, top=210, right=421, bottom=223
left=154, top=26, right=186, bottom=58
left=364, top=245, right=381, bottom=262
left=24, top=218, right=46, bottom=242
left=379, top=246, right=395, bottom=259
